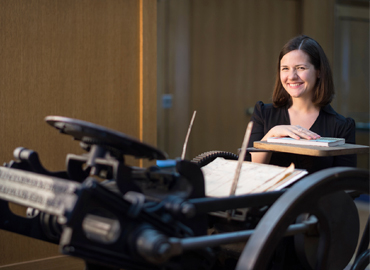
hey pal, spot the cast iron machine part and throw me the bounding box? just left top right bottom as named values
left=0, top=116, right=367, bottom=270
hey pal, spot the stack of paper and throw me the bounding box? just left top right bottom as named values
left=201, top=157, right=307, bottom=197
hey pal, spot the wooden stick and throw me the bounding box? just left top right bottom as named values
left=229, top=121, right=253, bottom=196
left=181, top=111, right=197, bottom=160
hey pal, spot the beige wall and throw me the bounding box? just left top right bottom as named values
left=0, top=0, right=157, bottom=268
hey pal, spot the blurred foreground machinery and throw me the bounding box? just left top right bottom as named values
left=0, top=116, right=368, bottom=270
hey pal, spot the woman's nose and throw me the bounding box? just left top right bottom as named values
left=288, top=69, right=298, bottom=80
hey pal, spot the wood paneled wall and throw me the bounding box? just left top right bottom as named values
left=0, top=0, right=157, bottom=268
left=302, top=0, right=335, bottom=62
left=189, top=0, right=302, bottom=158
left=333, top=3, right=370, bottom=169
left=158, top=0, right=305, bottom=159
left=157, top=0, right=191, bottom=159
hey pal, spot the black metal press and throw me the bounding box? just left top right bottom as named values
left=0, top=116, right=368, bottom=270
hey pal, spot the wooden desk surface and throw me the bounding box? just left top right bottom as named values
left=253, top=141, right=370, bottom=157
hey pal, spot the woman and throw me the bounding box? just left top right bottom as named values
left=248, top=35, right=356, bottom=173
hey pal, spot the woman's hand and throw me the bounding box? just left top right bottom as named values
left=252, top=125, right=321, bottom=164
left=262, top=125, right=321, bottom=140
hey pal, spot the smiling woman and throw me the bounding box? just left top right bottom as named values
left=246, top=35, right=358, bottom=270
left=247, top=35, right=357, bottom=174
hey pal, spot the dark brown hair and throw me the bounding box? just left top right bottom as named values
left=272, top=35, right=334, bottom=108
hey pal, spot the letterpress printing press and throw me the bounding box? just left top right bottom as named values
left=0, top=116, right=368, bottom=270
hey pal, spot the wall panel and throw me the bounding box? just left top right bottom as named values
left=157, top=0, right=191, bottom=159
left=302, top=0, right=335, bottom=66
left=157, top=0, right=302, bottom=159
left=0, top=0, right=157, bottom=268
left=188, top=0, right=301, bottom=158
left=333, top=3, right=369, bottom=170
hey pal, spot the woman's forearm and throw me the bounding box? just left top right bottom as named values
left=251, top=152, right=272, bottom=164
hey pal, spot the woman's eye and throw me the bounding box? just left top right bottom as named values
left=297, top=67, right=305, bottom=70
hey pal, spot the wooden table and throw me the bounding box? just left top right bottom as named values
left=252, top=141, right=370, bottom=157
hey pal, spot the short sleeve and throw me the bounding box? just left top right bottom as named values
left=333, top=117, right=356, bottom=167
left=339, top=117, right=356, bottom=144
left=248, top=101, right=266, bottom=148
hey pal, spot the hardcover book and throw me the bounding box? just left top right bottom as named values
left=266, top=137, right=345, bottom=147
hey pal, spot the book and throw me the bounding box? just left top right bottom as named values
left=266, top=137, right=345, bottom=147
left=201, top=157, right=307, bottom=197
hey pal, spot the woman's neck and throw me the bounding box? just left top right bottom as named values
left=288, top=99, right=320, bottom=129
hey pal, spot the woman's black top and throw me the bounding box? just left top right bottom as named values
left=248, top=101, right=357, bottom=174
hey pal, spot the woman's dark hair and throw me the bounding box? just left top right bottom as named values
left=272, top=35, right=334, bottom=108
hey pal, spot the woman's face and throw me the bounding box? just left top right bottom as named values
left=280, top=50, right=319, bottom=101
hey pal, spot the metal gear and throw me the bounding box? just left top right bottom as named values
left=191, top=151, right=238, bottom=167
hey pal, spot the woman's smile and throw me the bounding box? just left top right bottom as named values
left=288, top=82, right=303, bottom=88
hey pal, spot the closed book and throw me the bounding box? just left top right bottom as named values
left=266, top=137, right=345, bottom=147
